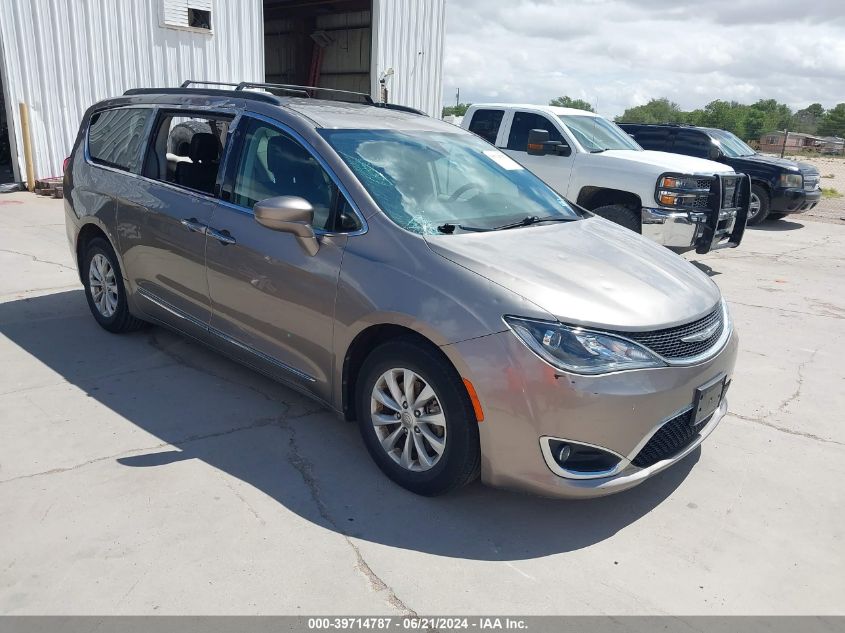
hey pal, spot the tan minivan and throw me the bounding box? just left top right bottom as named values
left=64, top=82, right=737, bottom=498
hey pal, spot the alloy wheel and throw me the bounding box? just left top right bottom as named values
left=88, top=253, right=118, bottom=318
left=370, top=368, right=447, bottom=472
left=749, top=192, right=762, bottom=220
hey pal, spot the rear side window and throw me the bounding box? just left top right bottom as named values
left=142, top=112, right=231, bottom=196
left=467, top=109, right=504, bottom=144
left=673, top=130, right=712, bottom=159
left=506, top=112, right=564, bottom=151
left=87, top=108, right=153, bottom=172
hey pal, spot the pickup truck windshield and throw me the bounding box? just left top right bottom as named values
left=708, top=129, right=756, bottom=157
left=320, top=129, right=580, bottom=235
left=558, top=115, right=642, bottom=152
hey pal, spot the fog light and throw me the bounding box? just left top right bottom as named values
left=548, top=439, right=621, bottom=474
left=557, top=444, right=571, bottom=464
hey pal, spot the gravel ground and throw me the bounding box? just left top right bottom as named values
left=783, top=154, right=845, bottom=225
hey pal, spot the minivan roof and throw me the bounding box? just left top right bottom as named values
left=284, top=98, right=452, bottom=132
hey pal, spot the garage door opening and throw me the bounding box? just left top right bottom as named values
left=263, top=0, right=373, bottom=101
left=0, top=69, right=15, bottom=184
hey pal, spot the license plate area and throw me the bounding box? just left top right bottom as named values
left=693, top=373, right=726, bottom=425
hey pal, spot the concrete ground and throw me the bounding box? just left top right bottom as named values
left=0, top=191, right=843, bottom=615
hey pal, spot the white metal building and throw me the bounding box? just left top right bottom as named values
left=0, top=0, right=446, bottom=184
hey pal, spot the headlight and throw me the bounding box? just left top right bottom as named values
left=503, top=316, right=666, bottom=375
left=655, top=174, right=711, bottom=208
left=779, top=173, right=803, bottom=188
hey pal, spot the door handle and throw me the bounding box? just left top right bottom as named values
left=180, top=218, right=208, bottom=234
left=207, top=227, right=237, bottom=246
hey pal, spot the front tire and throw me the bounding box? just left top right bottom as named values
left=82, top=237, right=145, bottom=333
left=356, top=339, right=481, bottom=496
left=591, top=204, right=641, bottom=233
left=748, top=185, right=771, bottom=225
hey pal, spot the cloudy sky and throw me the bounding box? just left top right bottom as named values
left=442, top=0, right=845, bottom=118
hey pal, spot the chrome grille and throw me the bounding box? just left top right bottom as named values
left=721, top=175, right=741, bottom=208
left=803, top=174, right=820, bottom=191
left=609, top=306, right=725, bottom=360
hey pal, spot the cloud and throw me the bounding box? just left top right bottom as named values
left=442, top=0, right=845, bottom=118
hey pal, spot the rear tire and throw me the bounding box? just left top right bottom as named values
left=82, top=237, right=145, bottom=334
left=591, top=204, right=641, bottom=233
left=356, top=339, right=481, bottom=496
left=748, top=185, right=771, bottom=225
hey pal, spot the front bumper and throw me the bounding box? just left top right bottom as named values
left=770, top=187, right=822, bottom=214
left=446, top=327, right=738, bottom=499
left=642, top=207, right=742, bottom=253
left=643, top=173, right=750, bottom=254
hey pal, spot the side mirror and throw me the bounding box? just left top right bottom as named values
left=527, top=129, right=569, bottom=156
left=254, top=196, right=319, bottom=256
left=709, top=145, right=723, bottom=161
left=527, top=129, right=550, bottom=155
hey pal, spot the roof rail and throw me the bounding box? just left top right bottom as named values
left=180, top=80, right=241, bottom=89
left=235, top=81, right=374, bottom=104
left=123, top=87, right=281, bottom=105
left=373, top=102, right=427, bottom=117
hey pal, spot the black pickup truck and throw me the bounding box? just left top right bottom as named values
left=619, top=123, right=822, bottom=225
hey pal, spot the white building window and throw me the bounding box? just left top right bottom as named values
left=161, top=0, right=214, bottom=33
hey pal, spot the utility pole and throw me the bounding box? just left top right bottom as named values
left=780, top=128, right=788, bottom=158
left=456, top=88, right=460, bottom=110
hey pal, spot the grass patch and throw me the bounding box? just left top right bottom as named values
left=821, top=187, right=843, bottom=199
left=822, top=173, right=835, bottom=178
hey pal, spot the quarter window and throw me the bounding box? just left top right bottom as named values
left=467, top=109, right=504, bottom=144
left=230, top=119, right=356, bottom=232
left=506, top=112, right=564, bottom=151
left=88, top=108, right=153, bottom=172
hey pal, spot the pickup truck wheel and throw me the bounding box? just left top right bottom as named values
left=748, top=186, right=770, bottom=225
left=591, top=205, right=641, bottom=233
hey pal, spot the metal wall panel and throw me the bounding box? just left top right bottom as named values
left=0, top=0, right=264, bottom=180
left=372, top=0, right=445, bottom=118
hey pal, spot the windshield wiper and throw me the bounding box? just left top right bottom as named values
left=437, top=222, right=489, bottom=233
left=490, top=216, right=578, bottom=231
left=589, top=148, right=607, bottom=153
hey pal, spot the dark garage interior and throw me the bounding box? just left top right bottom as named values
left=263, top=0, right=373, bottom=96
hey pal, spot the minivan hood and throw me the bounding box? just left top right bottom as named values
left=728, top=153, right=819, bottom=175
left=600, top=149, right=735, bottom=175
left=426, top=217, right=720, bottom=331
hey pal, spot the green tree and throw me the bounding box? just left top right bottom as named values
left=616, top=98, right=686, bottom=124
left=749, top=99, right=792, bottom=135
left=818, top=104, right=845, bottom=137
left=549, top=96, right=594, bottom=112
left=442, top=102, right=472, bottom=118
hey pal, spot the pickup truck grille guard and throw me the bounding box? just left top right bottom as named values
left=694, top=173, right=750, bottom=254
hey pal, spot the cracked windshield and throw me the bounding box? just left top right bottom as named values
left=320, top=129, right=580, bottom=234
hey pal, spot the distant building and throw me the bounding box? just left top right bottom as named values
left=759, top=131, right=823, bottom=153
left=820, top=136, right=845, bottom=155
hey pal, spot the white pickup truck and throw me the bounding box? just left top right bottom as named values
left=461, top=104, right=750, bottom=254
